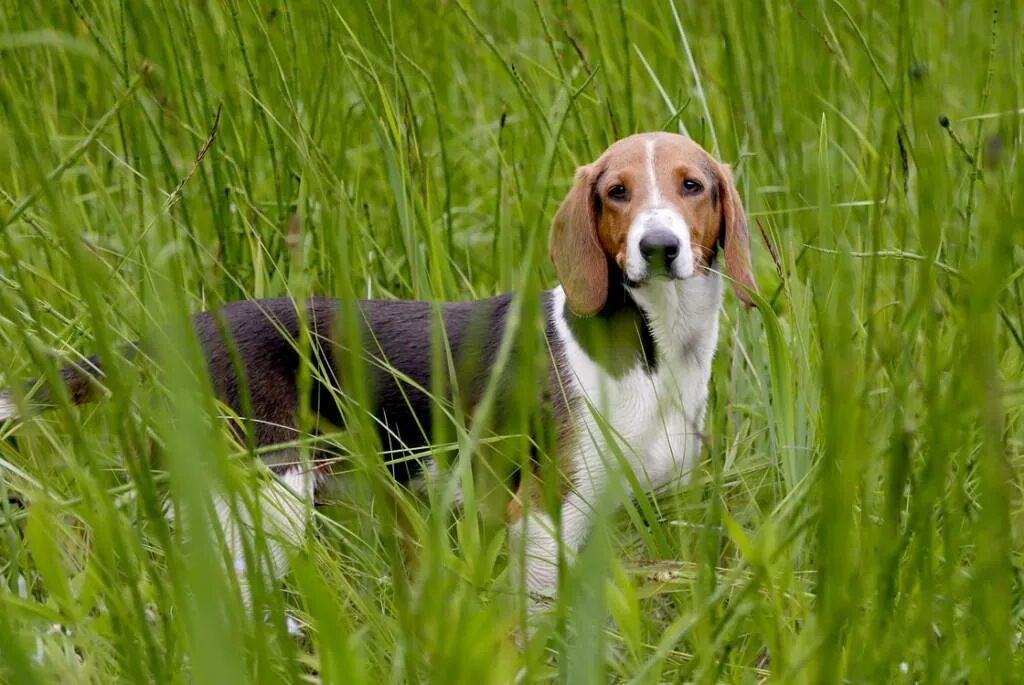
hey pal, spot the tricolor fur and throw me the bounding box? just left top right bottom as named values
left=0, top=132, right=756, bottom=618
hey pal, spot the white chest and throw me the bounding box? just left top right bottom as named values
left=551, top=277, right=723, bottom=496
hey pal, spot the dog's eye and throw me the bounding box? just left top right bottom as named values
left=607, top=184, right=628, bottom=201
left=682, top=179, right=703, bottom=195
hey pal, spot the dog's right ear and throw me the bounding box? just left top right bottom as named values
left=549, top=164, right=607, bottom=317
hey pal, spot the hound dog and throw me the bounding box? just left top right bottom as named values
left=0, top=131, right=756, bottom=616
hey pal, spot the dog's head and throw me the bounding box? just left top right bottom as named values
left=549, top=132, right=756, bottom=316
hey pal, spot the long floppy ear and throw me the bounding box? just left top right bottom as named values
left=549, top=163, right=607, bottom=316
left=717, top=163, right=757, bottom=306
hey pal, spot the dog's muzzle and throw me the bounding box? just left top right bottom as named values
left=627, top=207, right=694, bottom=283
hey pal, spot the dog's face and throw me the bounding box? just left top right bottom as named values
left=550, top=132, right=756, bottom=316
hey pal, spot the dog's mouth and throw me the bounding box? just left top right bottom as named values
left=624, top=271, right=690, bottom=288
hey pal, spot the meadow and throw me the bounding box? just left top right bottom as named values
left=0, top=0, right=1022, bottom=682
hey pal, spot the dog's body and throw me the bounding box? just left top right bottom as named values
left=0, top=132, right=756, bottom=616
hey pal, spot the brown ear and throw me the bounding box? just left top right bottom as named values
left=717, top=163, right=757, bottom=306
left=549, top=164, right=607, bottom=316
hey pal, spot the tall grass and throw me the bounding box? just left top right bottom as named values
left=0, top=0, right=1021, bottom=682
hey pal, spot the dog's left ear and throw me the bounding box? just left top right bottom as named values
left=716, top=163, right=757, bottom=306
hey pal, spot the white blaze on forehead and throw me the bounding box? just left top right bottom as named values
left=625, top=136, right=695, bottom=282
left=645, top=138, right=662, bottom=206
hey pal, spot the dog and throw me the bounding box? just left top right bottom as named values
left=0, top=131, right=756, bottom=621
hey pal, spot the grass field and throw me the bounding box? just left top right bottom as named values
left=0, top=1, right=1022, bottom=682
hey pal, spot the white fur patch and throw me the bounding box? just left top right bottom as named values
left=553, top=278, right=721, bottom=494
left=515, top=278, right=723, bottom=604
left=0, top=391, right=16, bottom=421
left=215, top=464, right=316, bottom=607
left=645, top=138, right=662, bottom=206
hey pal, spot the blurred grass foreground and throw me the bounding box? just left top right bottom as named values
left=0, top=1, right=1022, bottom=683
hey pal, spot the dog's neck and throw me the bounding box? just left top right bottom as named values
left=560, top=266, right=723, bottom=378
left=628, top=272, right=724, bottom=366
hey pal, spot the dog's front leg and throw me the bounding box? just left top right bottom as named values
left=508, top=490, right=595, bottom=622
left=213, top=461, right=315, bottom=633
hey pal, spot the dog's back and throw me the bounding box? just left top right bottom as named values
left=2, top=293, right=549, bottom=485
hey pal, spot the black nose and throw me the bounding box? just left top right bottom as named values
left=639, top=229, right=680, bottom=266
